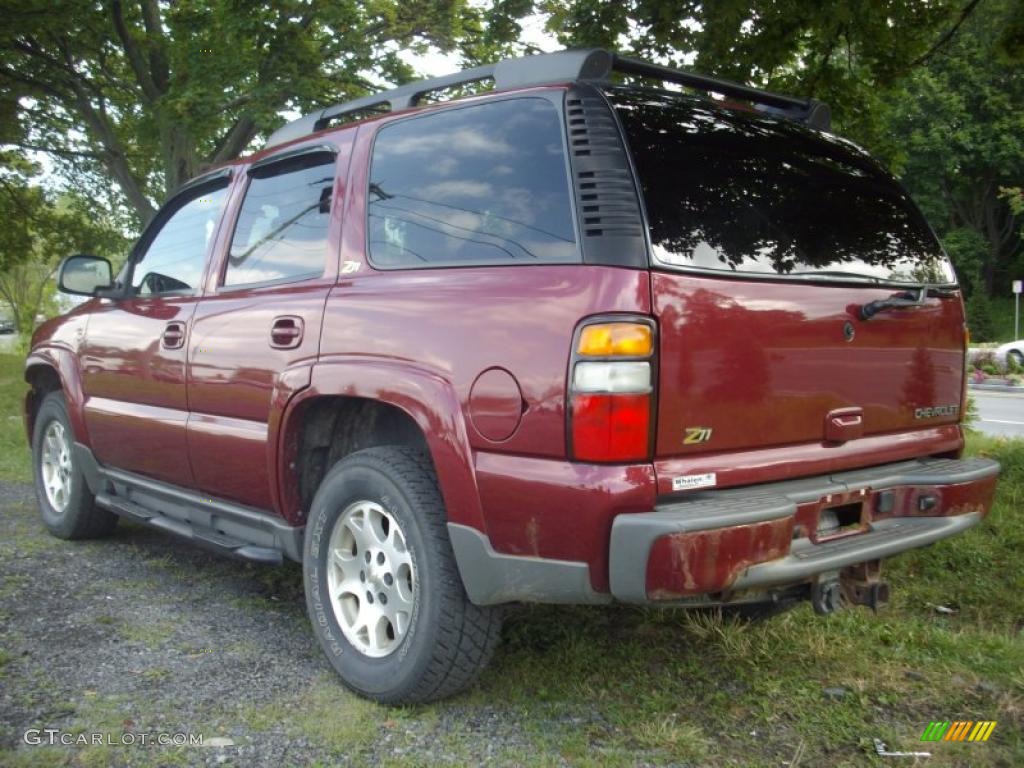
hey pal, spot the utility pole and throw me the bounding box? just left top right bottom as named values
left=1015, top=280, right=1022, bottom=339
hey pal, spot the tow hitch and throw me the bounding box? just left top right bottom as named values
left=811, top=577, right=844, bottom=614
left=811, top=562, right=890, bottom=615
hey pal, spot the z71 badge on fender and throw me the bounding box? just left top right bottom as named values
left=915, top=405, right=959, bottom=419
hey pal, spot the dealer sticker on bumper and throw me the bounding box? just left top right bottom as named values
left=672, top=472, right=717, bottom=491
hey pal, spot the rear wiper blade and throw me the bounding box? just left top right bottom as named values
left=788, top=270, right=882, bottom=283
left=859, top=290, right=924, bottom=320
left=859, top=285, right=956, bottom=320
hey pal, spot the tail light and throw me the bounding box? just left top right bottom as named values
left=569, top=319, right=655, bottom=462
left=960, top=325, right=969, bottom=431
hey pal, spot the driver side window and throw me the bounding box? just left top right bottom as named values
left=131, top=184, right=228, bottom=296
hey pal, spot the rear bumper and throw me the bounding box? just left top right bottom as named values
left=610, top=456, right=999, bottom=602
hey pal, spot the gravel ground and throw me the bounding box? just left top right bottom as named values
left=0, top=483, right=551, bottom=768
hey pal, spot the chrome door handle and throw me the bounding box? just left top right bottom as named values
left=270, top=316, right=303, bottom=349
left=162, top=321, right=186, bottom=350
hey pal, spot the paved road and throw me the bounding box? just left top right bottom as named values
left=973, top=390, right=1024, bottom=438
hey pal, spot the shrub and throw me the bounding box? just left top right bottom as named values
left=966, top=291, right=997, bottom=342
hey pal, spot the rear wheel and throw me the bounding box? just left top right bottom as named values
left=303, top=446, right=502, bottom=704
left=31, top=392, right=117, bottom=539
left=1008, top=349, right=1023, bottom=367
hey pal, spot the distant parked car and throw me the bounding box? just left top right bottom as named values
left=996, top=341, right=1024, bottom=366
left=0, top=320, right=15, bottom=334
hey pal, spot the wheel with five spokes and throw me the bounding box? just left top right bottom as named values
left=303, top=446, right=502, bottom=704
left=31, top=391, right=117, bottom=539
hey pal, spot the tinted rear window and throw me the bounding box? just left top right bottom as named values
left=608, top=88, right=955, bottom=285
left=367, top=97, right=578, bottom=268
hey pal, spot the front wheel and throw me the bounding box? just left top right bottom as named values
left=303, top=446, right=502, bottom=704
left=31, top=391, right=117, bottom=539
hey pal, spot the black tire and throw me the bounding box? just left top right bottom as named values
left=31, top=391, right=117, bottom=540
left=303, top=446, right=502, bottom=704
left=1009, top=349, right=1024, bottom=367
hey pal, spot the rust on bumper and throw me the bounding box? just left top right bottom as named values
left=609, top=456, right=1000, bottom=603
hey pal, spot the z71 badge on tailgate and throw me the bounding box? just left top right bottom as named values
left=683, top=427, right=713, bottom=445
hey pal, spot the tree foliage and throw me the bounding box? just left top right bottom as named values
left=880, top=0, right=1023, bottom=294
left=2, top=0, right=1022, bottom=316
left=0, top=0, right=522, bottom=225
left=0, top=154, right=127, bottom=333
left=540, top=0, right=986, bottom=146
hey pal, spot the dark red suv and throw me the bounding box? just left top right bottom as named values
left=26, top=49, right=999, bottom=704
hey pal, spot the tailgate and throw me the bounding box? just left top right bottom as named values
left=652, top=272, right=964, bottom=458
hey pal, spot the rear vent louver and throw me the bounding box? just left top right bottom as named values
left=565, top=87, right=646, bottom=267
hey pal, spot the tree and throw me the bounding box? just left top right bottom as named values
left=1002, top=187, right=1024, bottom=243
left=538, top=0, right=988, bottom=146
left=0, top=158, right=127, bottom=334
left=882, top=0, right=1023, bottom=294
left=0, top=1, right=520, bottom=226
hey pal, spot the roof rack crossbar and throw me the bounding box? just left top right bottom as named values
left=265, top=48, right=830, bottom=148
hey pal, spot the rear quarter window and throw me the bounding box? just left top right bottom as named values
left=367, top=97, right=579, bottom=269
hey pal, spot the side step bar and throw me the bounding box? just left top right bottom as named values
left=77, top=443, right=303, bottom=564
left=96, top=492, right=285, bottom=564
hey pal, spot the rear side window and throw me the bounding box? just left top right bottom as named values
left=225, top=152, right=335, bottom=287
left=367, top=98, right=578, bottom=268
left=608, top=88, right=956, bottom=285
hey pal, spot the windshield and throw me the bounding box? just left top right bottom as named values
left=607, top=87, right=956, bottom=285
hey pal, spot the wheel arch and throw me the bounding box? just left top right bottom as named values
left=24, top=347, right=89, bottom=446
left=276, top=359, right=484, bottom=532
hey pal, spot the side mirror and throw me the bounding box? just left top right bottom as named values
left=57, top=255, right=113, bottom=296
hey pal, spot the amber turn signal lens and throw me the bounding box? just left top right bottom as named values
left=577, top=323, right=652, bottom=357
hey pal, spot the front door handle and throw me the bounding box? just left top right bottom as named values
left=270, top=316, right=304, bottom=349
left=162, top=321, right=186, bottom=350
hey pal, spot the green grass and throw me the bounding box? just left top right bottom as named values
left=0, top=353, right=30, bottom=482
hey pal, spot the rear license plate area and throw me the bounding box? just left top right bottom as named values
left=813, top=493, right=869, bottom=542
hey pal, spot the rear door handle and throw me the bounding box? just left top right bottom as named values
left=270, top=316, right=304, bottom=349
left=162, top=321, right=186, bottom=350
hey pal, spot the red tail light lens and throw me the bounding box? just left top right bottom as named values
left=568, top=320, right=655, bottom=463
left=571, top=393, right=651, bottom=462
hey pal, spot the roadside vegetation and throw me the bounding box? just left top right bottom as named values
left=0, top=353, right=29, bottom=483
left=0, top=356, right=1021, bottom=765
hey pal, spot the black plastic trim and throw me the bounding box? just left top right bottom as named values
left=249, top=143, right=337, bottom=173
left=563, top=83, right=648, bottom=269
left=266, top=48, right=829, bottom=148
left=75, top=443, right=302, bottom=562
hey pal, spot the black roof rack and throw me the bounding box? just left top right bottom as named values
left=265, top=48, right=830, bottom=148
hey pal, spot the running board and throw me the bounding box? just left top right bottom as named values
left=96, top=493, right=285, bottom=564
left=76, top=443, right=303, bottom=564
